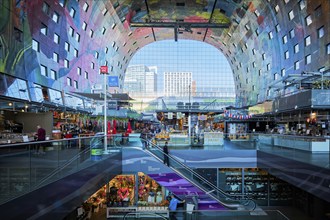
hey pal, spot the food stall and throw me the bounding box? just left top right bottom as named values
left=81, top=173, right=170, bottom=218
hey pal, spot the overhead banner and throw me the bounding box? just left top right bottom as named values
left=108, top=76, right=119, bottom=87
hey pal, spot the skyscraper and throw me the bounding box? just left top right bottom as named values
left=124, top=65, right=157, bottom=95
left=164, top=72, right=192, bottom=97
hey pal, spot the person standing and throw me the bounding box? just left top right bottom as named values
left=168, top=194, right=185, bottom=220
left=163, top=141, right=169, bottom=166
left=35, top=125, right=46, bottom=154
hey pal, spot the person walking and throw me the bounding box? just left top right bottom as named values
left=163, top=141, right=169, bottom=166
left=35, top=125, right=46, bottom=154
left=168, top=194, right=185, bottom=220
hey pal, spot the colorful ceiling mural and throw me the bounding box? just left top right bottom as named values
left=0, top=0, right=329, bottom=106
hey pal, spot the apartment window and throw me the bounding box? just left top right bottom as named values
left=294, top=43, right=299, bottom=53
left=284, top=51, right=289, bottom=59
left=252, top=48, right=256, bottom=55
left=91, top=62, right=95, bottom=69
left=89, top=29, right=94, bottom=38
left=246, top=67, right=249, bottom=73
left=282, top=35, right=288, bottom=44
left=281, top=68, right=286, bottom=77
left=327, top=44, right=330, bottom=54
left=252, top=85, right=255, bottom=91
left=75, top=33, right=80, bottom=42
left=318, top=26, right=324, bottom=38
left=65, top=42, right=70, bottom=52
left=255, top=28, right=260, bottom=36
left=102, top=8, right=108, bottom=15
left=112, top=41, right=116, bottom=47
left=77, top=67, right=81, bottom=75
left=288, top=10, right=294, bottom=20
left=294, top=61, right=300, bottom=70
left=54, top=33, right=60, bottom=44
left=254, top=10, right=260, bottom=17
left=50, top=69, right=57, bottom=80
left=32, top=39, right=39, bottom=52
left=53, top=52, right=59, bottom=63
left=41, top=23, right=48, bottom=35
left=40, top=64, right=47, bottom=76
left=245, top=43, right=248, bottom=49
left=102, top=27, right=106, bottom=35
left=305, top=54, right=311, bottom=64
left=111, top=23, right=117, bottom=29
left=67, top=77, right=72, bottom=86
left=274, top=5, right=280, bottom=13
left=84, top=71, right=88, bottom=79
left=262, top=53, right=266, bottom=60
left=83, top=2, right=89, bottom=12
left=305, top=35, right=311, bottom=46
left=104, top=47, right=108, bottom=54
left=267, top=63, right=271, bottom=71
left=116, top=46, right=119, bottom=52
left=246, top=78, right=249, bottom=84
left=268, top=31, right=273, bottom=39
left=305, top=15, right=312, bottom=26
left=42, top=2, right=50, bottom=15
left=74, top=80, right=78, bottom=89
left=275, top=24, right=281, bottom=32
left=52, top=12, right=59, bottom=23
left=258, top=69, right=262, bottom=76
left=59, top=0, right=65, bottom=7
left=252, top=62, right=256, bottom=68
left=289, top=29, right=295, bottom=38
left=82, top=22, right=87, bottom=30
left=95, top=51, right=99, bottom=59
left=274, top=73, right=278, bottom=80
left=299, top=0, right=306, bottom=10
left=69, top=26, right=74, bottom=37
left=284, top=0, right=289, bottom=4
left=64, top=59, right=69, bottom=68
left=70, top=7, right=76, bottom=18
left=74, top=48, right=78, bottom=57
left=245, top=24, right=250, bottom=31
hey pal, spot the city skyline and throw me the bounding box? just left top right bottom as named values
left=128, top=39, right=235, bottom=97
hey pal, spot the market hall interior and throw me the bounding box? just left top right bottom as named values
left=0, top=0, right=330, bottom=219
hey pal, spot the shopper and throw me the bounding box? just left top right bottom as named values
left=168, top=194, right=185, bottom=220
left=35, top=125, right=46, bottom=154
left=163, top=141, right=169, bottom=166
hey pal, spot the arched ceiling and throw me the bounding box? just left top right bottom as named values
left=1, top=0, right=328, bottom=108
left=110, top=0, right=329, bottom=107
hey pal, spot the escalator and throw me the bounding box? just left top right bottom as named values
left=137, top=138, right=257, bottom=211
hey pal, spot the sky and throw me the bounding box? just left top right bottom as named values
left=128, top=39, right=235, bottom=95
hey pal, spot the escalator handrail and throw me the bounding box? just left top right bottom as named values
left=140, top=137, right=256, bottom=210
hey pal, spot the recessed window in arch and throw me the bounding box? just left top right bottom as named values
left=124, top=40, right=236, bottom=111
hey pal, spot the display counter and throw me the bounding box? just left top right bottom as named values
left=107, top=206, right=168, bottom=218
left=204, top=132, right=224, bottom=145
left=258, top=134, right=330, bottom=152
left=273, top=135, right=329, bottom=152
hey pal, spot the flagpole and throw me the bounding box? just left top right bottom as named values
left=100, top=66, right=109, bottom=154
